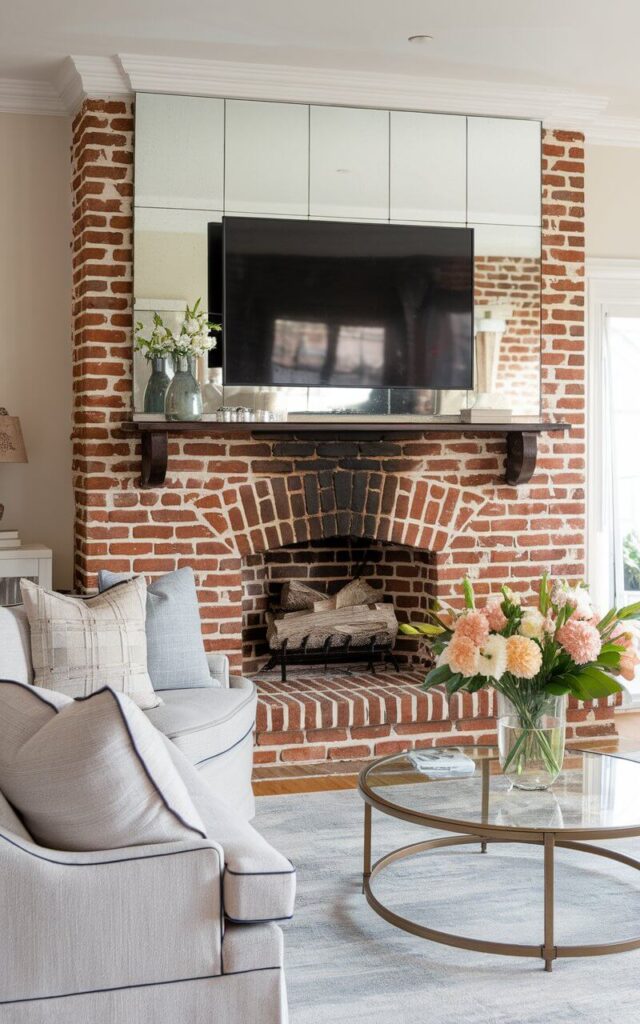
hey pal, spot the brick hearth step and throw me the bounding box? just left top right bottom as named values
left=253, top=670, right=618, bottom=766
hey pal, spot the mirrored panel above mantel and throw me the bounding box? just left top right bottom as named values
left=133, top=93, right=541, bottom=421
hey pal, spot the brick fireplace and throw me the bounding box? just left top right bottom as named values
left=70, top=103, right=618, bottom=766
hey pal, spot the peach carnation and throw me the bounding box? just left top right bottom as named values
left=556, top=619, right=601, bottom=665
left=447, top=634, right=480, bottom=678
left=484, top=598, right=508, bottom=632
left=506, top=634, right=542, bottom=679
left=454, top=610, right=490, bottom=647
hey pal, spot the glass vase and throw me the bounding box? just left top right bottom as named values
left=165, top=355, right=203, bottom=421
left=497, top=691, right=566, bottom=791
left=143, top=356, right=172, bottom=414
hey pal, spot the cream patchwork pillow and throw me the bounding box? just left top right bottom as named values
left=20, top=576, right=161, bottom=710
left=0, top=680, right=206, bottom=852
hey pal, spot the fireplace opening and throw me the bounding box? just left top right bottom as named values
left=242, top=536, right=437, bottom=677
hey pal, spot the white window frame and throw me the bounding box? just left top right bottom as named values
left=587, top=258, right=640, bottom=706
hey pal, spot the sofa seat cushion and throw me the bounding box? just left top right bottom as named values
left=163, top=739, right=295, bottom=923
left=145, top=683, right=255, bottom=769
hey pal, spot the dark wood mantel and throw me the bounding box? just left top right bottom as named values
left=123, top=420, right=571, bottom=489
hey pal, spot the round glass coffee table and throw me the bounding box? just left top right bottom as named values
left=359, top=746, right=640, bottom=971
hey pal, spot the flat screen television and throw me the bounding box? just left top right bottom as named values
left=213, top=216, right=474, bottom=390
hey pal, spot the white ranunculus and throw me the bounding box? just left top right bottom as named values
left=184, top=317, right=201, bottom=335
left=571, top=585, right=593, bottom=620
left=519, top=608, right=546, bottom=640
left=477, top=634, right=507, bottom=680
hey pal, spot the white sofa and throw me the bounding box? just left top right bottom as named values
left=0, top=605, right=295, bottom=1023
left=1, top=604, right=257, bottom=818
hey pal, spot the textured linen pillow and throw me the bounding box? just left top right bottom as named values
left=98, top=567, right=212, bottom=691
left=20, top=576, right=161, bottom=710
left=0, top=679, right=206, bottom=852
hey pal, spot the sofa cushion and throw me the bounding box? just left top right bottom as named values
left=0, top=605, right=33, bottom=685
left=164, top=738, right=296, bottom=923
left=20, top=576, right=160, bottom=710
left=99, top=567, right=213, bottom=691
left=145, top=684, right=256, bottom=768
left=0, top=680, right=205, bottom=851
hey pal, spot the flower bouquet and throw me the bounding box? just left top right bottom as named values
left=401, top=575, right=640, bottom=790
left=134, top=300, right=220, bottom=420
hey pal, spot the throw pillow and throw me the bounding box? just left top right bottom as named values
left=98, top=567, right=212, bottom=691
left=0, top=680, right=206, bottom=852
left=20, top=576, right=161, bottom=710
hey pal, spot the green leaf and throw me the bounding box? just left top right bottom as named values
left=595, top=651, right=622, bottom=669
left=462, top=577, right=475, bottom=610
left=539, top=572, right=550, bottom=615
left=413, top=623, right=446, bottom=636
left=445, top=674, right=468, bottom=696
left=573, top=666, right=623, bottom=699
left=618, top=600, right=640, bottom=620
left=545, top=680, right=573, bottom=696
left=596, top=608, right=617, bottom=632
left=399, top=623, right=420, bottom=635
left=424, top=664, right=453, bottom=689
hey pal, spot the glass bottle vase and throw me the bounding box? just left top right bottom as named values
left=165, top=355, right=203, bottom=421
left=497, top=691, right=566, bottom=791
left=143, top=356, right=172, bottom=414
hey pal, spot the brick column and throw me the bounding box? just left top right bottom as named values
left=71, top=99, right=134, bottom=591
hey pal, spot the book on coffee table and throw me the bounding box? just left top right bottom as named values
left=408, top=748, right=476, bottom=778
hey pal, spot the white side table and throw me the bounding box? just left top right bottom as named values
left=0, top=544, right=53, bottom=606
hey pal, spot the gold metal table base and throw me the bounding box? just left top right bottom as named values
left=362, top=823, right=640, bottom=971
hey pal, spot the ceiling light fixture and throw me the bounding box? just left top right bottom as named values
left=408, top=34, right=433, bottom=44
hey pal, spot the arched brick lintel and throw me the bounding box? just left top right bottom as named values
left=232, top=473, right=486, bottom=557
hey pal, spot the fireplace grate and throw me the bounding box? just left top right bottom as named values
left=262, top=634, right=400, bottom=682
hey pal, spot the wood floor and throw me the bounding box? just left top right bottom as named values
left=253, top=711, right=640, bottom=797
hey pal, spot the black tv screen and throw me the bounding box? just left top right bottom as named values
left=220, top=217, right=473, bottom=390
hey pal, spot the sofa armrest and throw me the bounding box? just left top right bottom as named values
left=206, top=652, right=230, bottom=688
left=0, top=830, right=224, bottom=1005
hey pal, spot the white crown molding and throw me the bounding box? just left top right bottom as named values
left=54, top=56, right=130, bottom=115
left=0, top=77, right=66, bottom=116
left=5, top=51, right=640, bottom=147
left=585, top=115, right=640, bottom=148
left=118, top=53, right=609, bottom=127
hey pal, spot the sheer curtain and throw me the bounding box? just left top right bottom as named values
left=600, top=314, right=640, bottom=701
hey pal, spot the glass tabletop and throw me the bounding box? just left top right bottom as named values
left=360, top=746, right=640, bottom=837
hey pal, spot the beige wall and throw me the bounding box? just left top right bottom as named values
left=586, top=144, right=640, bottom=259
left=0, top=113, right=73, bottom=588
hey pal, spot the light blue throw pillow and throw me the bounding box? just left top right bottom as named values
left=98, top=567, right=213, bottom=691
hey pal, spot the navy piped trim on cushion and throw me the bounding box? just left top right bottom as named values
left=192, top=722, right=255, bottom=767
left=0, top=828, right=219, bottom=870
left=225, top=913, right=294, bottom=925
left=0, top=965, right=281, bottom=1006
left=0, top=678, right=64, bottom=714
left=224, top=862, right=296, bottom=876
left=73, top=686, right=207, bottom=840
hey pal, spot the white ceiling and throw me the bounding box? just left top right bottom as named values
left=1, top=0, right=639, bottom=139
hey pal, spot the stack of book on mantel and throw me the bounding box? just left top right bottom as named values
left=0, top=530, right=21, bottom=549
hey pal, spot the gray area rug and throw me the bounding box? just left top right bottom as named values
left=255, top=788, right=640, bottom=1024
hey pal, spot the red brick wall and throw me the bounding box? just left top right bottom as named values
left=474, top=255, right=541, bottom=416
left=70, top=109, right=607, bottom=735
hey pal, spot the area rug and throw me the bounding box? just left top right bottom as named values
left=255, top=787, right=640, bottom=1024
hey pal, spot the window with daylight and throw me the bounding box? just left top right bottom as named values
left=589, top=284, right=640, bottom=705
